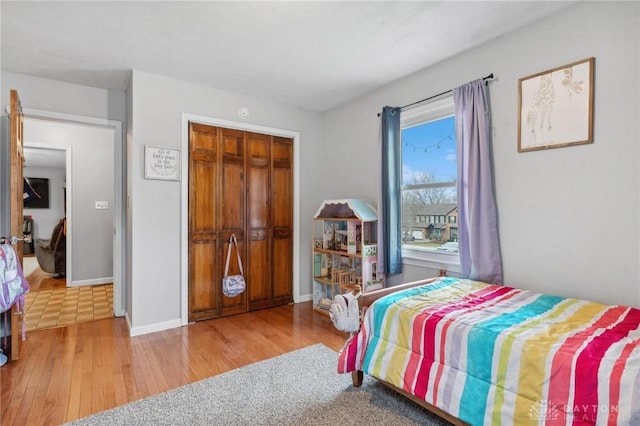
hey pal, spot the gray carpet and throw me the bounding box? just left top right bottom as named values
left=66, top=344, right=454, bottom=425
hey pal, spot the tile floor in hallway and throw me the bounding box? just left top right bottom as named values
left=23, top=284, right=113, bottom=332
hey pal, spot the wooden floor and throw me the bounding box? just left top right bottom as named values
left=0, top=302, right=348, bottom=426
left=24, top=262, right=67, bottom=292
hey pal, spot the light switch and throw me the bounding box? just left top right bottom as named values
left=95, top=201, right=109, bottom=210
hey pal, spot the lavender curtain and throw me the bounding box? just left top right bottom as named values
left=378, top=106, right=403, bottom=275
left=454, top=80, right=503, bottom=283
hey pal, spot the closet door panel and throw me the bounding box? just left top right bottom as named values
left=189, top=241, right=219, bottom=320
left=248, top=164, right=269, bottom=230
left=271, top=137, right=293, bottom=303
left=272, top=138, right=292, bottom=228
left=189, top=124, right=218, bottom=235
left=222, top=130, right=244, bottom=156
left=191, top=122, right=218, bottom=150
left=220, top=129, right=245, bottom=234
left=272, top=229, right=292, bottom=303
left=189, top=123, right=219, bottom=321
left=190, top=161, right=217, bottom=233
left=247, top=133, right=270, bottom=229
left=220, top=163, right=244, bottom=231
left=188, top=159, right=218, bottom=320
left=247, top=133, right=272, bottom=309
left=219, top=128, right=246, bottom=315
left=247, top=232, right=271, bottom=310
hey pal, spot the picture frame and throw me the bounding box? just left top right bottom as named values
left=518, top=57, right=594, bottom=152
left=24, top=177, right=50, bottom=209
left=144, top=145, right=181, bottom=181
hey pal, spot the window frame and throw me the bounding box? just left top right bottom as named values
left=400, top=96, right=461, bottom=274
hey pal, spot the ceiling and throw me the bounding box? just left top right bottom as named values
left=2, top=1, right=575, bottom=112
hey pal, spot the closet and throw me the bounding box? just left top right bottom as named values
left=188, top=123, right=293, bottom=322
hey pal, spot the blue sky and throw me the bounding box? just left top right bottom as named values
left=402, top=116, right=457, bottom=184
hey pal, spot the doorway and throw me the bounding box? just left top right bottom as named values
left=20, top=146, right=112, bottom=332
left=22, top=146, right=70, bottom=289
left=22, top=110, right=124, bottom=317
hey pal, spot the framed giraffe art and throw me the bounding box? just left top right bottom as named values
left=518, top=57, right=594, bottom=152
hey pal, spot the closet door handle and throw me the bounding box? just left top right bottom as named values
left=250, top=230, right=268, bottom=240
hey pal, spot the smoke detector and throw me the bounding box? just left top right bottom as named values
left=237, top=107, right=250, bottom=119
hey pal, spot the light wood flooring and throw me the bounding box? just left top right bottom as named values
left=0, top=302, right=348, bottom=426
left=23, top=257, right=67, bottom=292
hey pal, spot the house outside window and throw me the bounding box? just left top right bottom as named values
left=400, top=96, right=460, bottom=272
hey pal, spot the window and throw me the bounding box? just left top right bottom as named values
left=400, top=96, right=460, bottom=272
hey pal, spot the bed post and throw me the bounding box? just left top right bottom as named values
left=352, top=370, right=364, bottom=387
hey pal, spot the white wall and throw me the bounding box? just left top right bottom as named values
left=127, top=70, right=323, bottom=333
left=321, top=1, right=640, bottom=307
left=1, top=72, right=125, bottom=123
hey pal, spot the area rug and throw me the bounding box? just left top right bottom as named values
left=66, top=343, right=453, bottom=426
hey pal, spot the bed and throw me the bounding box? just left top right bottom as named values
left=337, top=277, right=640, bottom=425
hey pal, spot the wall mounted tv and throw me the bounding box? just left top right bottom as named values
left=24, top=177, right=50, bottom=209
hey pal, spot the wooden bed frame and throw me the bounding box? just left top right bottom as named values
left=350, top=273, right=469, bottom=426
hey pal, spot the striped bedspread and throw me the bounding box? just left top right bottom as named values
left=337, top=277, right=640, bottom=425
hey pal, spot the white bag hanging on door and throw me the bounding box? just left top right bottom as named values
left=222, top=234, right=246, bottom=298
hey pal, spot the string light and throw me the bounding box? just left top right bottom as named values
left=402, top=130, right=454, bottom=153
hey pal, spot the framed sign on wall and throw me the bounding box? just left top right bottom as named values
left=144, top=145, right=181, bottom=181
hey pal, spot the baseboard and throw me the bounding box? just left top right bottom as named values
left=298, top=292, right=313, bottom=303
left=69, top=277, right=114, bottom=287
left=129, top=318, right=183, bottom=337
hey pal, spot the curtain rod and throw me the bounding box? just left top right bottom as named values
left=377, top=73, right=494, bottom=117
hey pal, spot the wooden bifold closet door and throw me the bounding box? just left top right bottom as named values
left=188, top=123, right=293, bottom=322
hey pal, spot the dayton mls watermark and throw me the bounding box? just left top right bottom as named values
left=529, top=400, right=619, bottom=422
